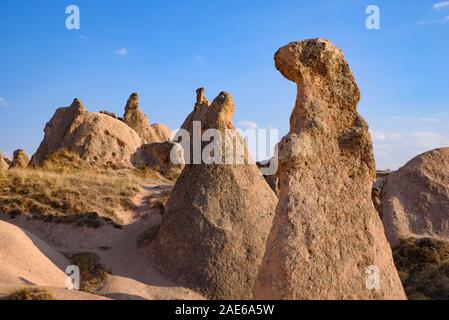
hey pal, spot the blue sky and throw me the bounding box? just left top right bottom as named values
left=0, top=0, right=448, bottom=169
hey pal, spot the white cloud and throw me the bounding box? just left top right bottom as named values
left=370, top=130, right=449, bottom=170
left=0, top=97, right=8, bottom=107
left=114, top=48, right=128, bottom=56
left=418, top=17, right=449, bottom=25
left=433, top=1, right=449, bottom=10
left=238, top=120, right=258, bottom=130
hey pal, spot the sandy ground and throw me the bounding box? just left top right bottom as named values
left=0, top=181, right=204, bottom=300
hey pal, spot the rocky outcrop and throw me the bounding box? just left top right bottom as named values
left=253, top=39, right=405, bottom=299
left=31, top=99, right=142, bottom=167
left=122, top=93, right=171, bottom=143
left=31, top=99, right=87, bottom=166
left=153, top=90, right=277, bottom=300
left=132, top=141, right=184, bottom=178
left=381, top=148, right=449, bottom=246
left=9, top=149, right=29, bottom=169
left=372, top=170, right=392, bottom=218
left=179, top=87, right=210, bottom=133
left=0, top=153, right=8, bottom=171
left=2, top=155, right=11, bottom=166
left=99, top=110, right=119, bottom=120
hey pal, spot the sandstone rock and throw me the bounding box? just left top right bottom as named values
left=31, top=99, right=142, bottom=167
left=9, top=149, right=29, bottom=169
left=31, top=99, right=87, bottom=166
left=177, top=88, right=211, bottom=139
left=153, top=90, right=277, bottom=300
left=122, top=93, right=171, bottom=143
left=195, top=87, right=209, bottom=106
left=132, top=141, right=184, bottom=178
left=0, top=153, right=8, bottom=171
left=381, top=148, right=449, bottom=246
left=253, top=39, right=405, bottom=300
left=0, top=220, right=68, bottom=289
left=99, top=110, right=119, bottom=120
left=2, top=155, right=11, bottom=166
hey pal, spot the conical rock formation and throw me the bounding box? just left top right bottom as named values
left=123, top=93, right=171, bottom=143
left=153, top=90, right=277, bottom=300
left=132, top=141, right=185, bottom=177
left=253, top=39, right=405, bottom=300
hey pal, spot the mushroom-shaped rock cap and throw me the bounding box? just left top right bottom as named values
left=275, top=39, right=360, bottom=108
left=207, top=91, right=234, bottom=130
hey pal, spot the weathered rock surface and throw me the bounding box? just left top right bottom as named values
left=253, top=39, right=405, bottom=300
left=0, top=220, right=67, bottom=289
left=123, top=93, right=171, bottom=143
left=372, top=170, right=392, bottom=218
left=132, top=141, right=184, bottom=177
left=9, top=149, right=29, bottom=169
left=2, top=155, right=11, bottom=166
left=31, top=99, right=142, bottom=167
left=381, top=148, right=449, bottom=246
left=99, top=110, right=119, bottom=120
left=0, top=153, right=9, bottom=171
left=153, top=90, right=277, bottom=300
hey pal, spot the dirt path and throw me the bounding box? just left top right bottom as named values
left=0, top=180, right=204, bottom=300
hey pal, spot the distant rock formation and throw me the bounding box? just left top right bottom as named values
left=257, top=160, right=279, bottom=196
left=2, top=154, right=11, bottom=166
left=177, top=88, right=210, bottom=146
left=253, top=39, right=405, bottom=299
left=0, top=153, right=8, bottom=171
left=381, top=148, right=449, bottom=246
left=9, top=149, right=29, bottom=169
left=31, top=99, right=142, bottom=167
left=372, top=170, right=392, bottom=218
left=99, top=110, right=119, bottom=120
left=153, top=90, right=277, bottom=299
left=132, top=141, right=184, bottom=178
left=122, top=93, right=171, bottom=143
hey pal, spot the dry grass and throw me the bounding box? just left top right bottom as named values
left=134, top=166, right=167, bottom=181
left=0, top=150, right=143, bottom=226
left=70, top=252, right=108, bottom=293
left=8, top=287, right=55, bottom=300
left=150, top=194, right=169, bottom=212
left=393, top=237, right=449, bottom=300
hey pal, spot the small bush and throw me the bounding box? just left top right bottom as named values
left=393, top=237, right=449, bottom=300
left=9, top=287, right=55, bottom=300
left=70, top=252, right=108, bottom=293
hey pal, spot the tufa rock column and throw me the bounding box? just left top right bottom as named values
left=253, top=39, right=406, bottom=300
